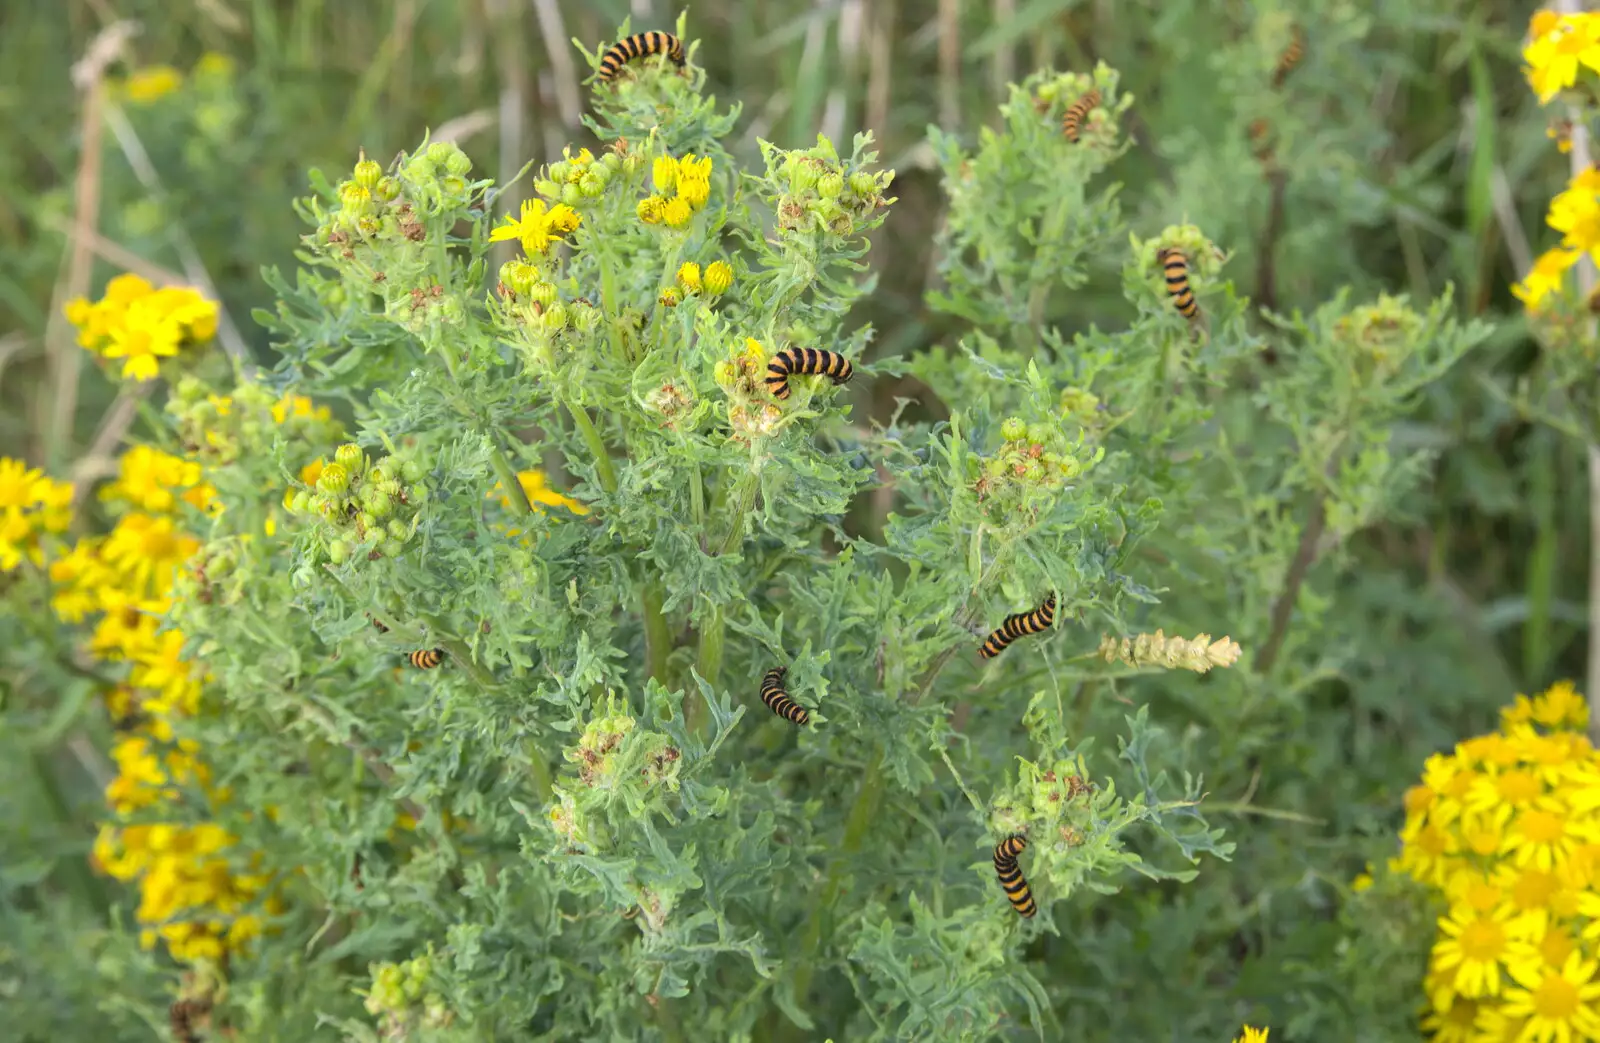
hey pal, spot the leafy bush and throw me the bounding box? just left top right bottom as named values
left=3, top=7, right=1581, bottom=1043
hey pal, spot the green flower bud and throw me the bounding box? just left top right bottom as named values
left=328, top=539, right=350, bottom=564
left=548, top=161, right=570, bottom=184
left=602, top=151, right=622, bottom=172
left=443, top=148, right=472, bottom=177
left=367, top=466, right=390, bottom=486
left=407, top=483, right=429, bottom=505
left=579, top=171, right=606, bottom=198
left=1001, top=417, right=1027, bottom=441
left=338, top=181, right=374, bottom=215
left=622, top=153, right=642, bottom=177
left=363, top=485, right=393, bottom=518
left=542, top=302, right=570, bottom=332
left=560, top=183, right=584, bottom=208
left=403, top=155, right=435, bottom=181
left=571, top=302, right=601, bottom=334
left=499, top=260, right=537, bottom=298
left=317, top=463, right=350, bottom=495
left=379, top=538, right=406, bottom=559
left=353, top=158, right=383, bottom=190
left=439, top=175, right=467, bottom=198
left=174, top=376, right=207, bottom=404
left=400, top=458, right=425, bottom=483
left=425, top=141, right=457, bottom=167
left=792, top=161, right=820, bottom=191
left=1023, top=459, right=1044, bottom=480
left=817, top=171, right=845, bottom=199
left=334, top=443, right=366, bottom=473
left=713, top=360, right=737, bottom=386
left=357, top=511, right=378, bottom=533
left=374, top=176, right=401, bottom=201
left=386, top=519, right=410, bottom=542
left=527, top=282, right=558, bottom=309
left=848, top=171, right=877, bottom=197
left=1026, top=422, right=1051, bottom=444
left=588, top=162, right=612, bottom=186
left=288, top=490, right=311, bottom=513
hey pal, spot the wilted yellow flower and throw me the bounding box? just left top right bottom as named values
left=1096, top=629, right=1241, bottom=673
left=637, top=196, right=666, bottom=224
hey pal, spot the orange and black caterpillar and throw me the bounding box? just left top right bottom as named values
left=597, top=31, right=686, bottom=83
left=759, top=667, right=810, bottom=726
left=1158, top=247, right=1199, bottom=320
left=1272, top=25, right=1304, bottom=88
left=408, top=648, right=444, bottom=669
left=1061, top=88, right=1101, bottom=144
left=765, top=348, right=855, bottom=401
left=368, top=612, right=389, bottom=633
left=993, top=835, right=1037, bottom=918
left=979, top=594, right=1056, bottom=660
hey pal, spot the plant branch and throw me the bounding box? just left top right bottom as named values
left=1255, top=490, right=1327, bottom=677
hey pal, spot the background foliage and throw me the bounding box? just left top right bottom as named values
left=0, top=1, right=1586, bottom=1041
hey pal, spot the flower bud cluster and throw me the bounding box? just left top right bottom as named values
left=713, top=338, right=783, bottom=441
left=167, top=377, right=343, bottom=466
left=1030, top=66, right=1118, bottom=145
left=364, top=953, right=453, bottom=1035
left=1331, top=293, right=1425, bottom=375
left=672, top=259, right=733, bottom=300
left=773, top=143, right=894, bottom=238
left=286, top=443, right=430, bottom=563
left=316, top=143, right=476, bottom=256
left=976, top=415, right=1092, bottom=511
left=533, top=145, right=623, bottom=211
left=638, top=153, right=714, bottom=230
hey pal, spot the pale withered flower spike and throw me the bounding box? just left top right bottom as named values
left=1097, top=629, right=1243, bottom=673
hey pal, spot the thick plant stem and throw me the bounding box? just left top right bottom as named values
left=563, top=399, right=618, bottom=494
left=643, top=582, right=671, bottom=687
left=783, top=745, right=886, bottom=1031
left=1256, top=491, right=1327, bottom=677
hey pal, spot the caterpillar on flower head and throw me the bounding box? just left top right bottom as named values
left=993, top=835, right=1037, bottom=918
left=1272, top=24, right=1304, bottom=88
left=765, top=348, right=855, bottom=401
left=1158, top=247, right=1199, bottom=320
left=408, top=648, right=445, bottom=670
left=597, top=31, right=686, bottom=83
left=979, top=594, right=1056, bottom=660
left=759, top=667, right=810, bottom=726
left=1061, top=88, right=1101, bottom=144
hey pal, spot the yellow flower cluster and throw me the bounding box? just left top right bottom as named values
left=489, top=198, right=581, bottom=258
left=1524, top=11, right=1600, bottom=104
left=64, top=274, right=219, bottom=381
left=1096, top=629, right=1243, bottom=673
left=1514, top=12, right=1600, bottom=311
left=1396, top=681, right=1600, bottom=1043
left=1231, top=1028, right=1268, bottom=1043
left=0, top=457, right=72, bottom=570
left=33, top=439, right=278, bottom=963
left=638, top=153, right=713, bottom=229
left=118, top=65, right=184, bottom=104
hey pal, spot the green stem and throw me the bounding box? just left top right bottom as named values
left=642, top=582, right=671, bottom=687
left=435, top=338, right=536, bottom=516
left=524, top=744, right=554, bottom=802
left=784, top=745, right=886, bottom=1030
left=1026, top=195, right=1073, bottom=341
left=598, top=243, right=628, bottom=364
left=564, top=398, right=618, bottom=494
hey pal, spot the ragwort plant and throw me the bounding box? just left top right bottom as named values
left=8, top=15, right=1497, bottom=1042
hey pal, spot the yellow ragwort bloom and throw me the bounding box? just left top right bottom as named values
left=1524, top=13, right=1600, bottom=104
left=1512, top=246, right=1579, bottom=310
left=122, top=65, right=183, bottom=104
left=489, top=198, right=582, bottom=257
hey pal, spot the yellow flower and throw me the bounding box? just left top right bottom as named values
left=1500, top=952, right=1600, bottom=1040
left=1523, top=15, right=1600, bottom=103
left=1430, top=904, right=1536, bottom=999
left=1513, top=246, right=1579, bottom=309
left=677, top=173, right=710, bottom=210
left=123, top=65, right=183, bottom=104
left=1418, top=993, right=1480, bottom=1043
left=0, top=457, right=44, bottom=510
left=661, top=196, right=693, bottom=228
left=703, top=260, right=734, bottom=295
left=489, top=198, right=581, bottom=256
left=101, top=298, right=184, bottom=381
left=102, top=444, right=203, bottom=514
left=637, top=196, right=666, bottom=224
left=652, top=155, right=677, bottom=193
left=1229, top=1027, right=1268, bottom=1043
left=677, top=262, right=702, bottom=294
left=1532, top=681, right=1588, bottom=731
left=1504, top=800, right=1587, bottom=871
left=48, top=537, right=111, bottom=623
left=675, top=153, right=713, bottom=188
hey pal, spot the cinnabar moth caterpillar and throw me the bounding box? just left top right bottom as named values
left=993, top=835, right=1036, bottom=918
left=1158, top=247, right=1199, bottom=320
left=759, top=667, right=810, bottom=725
left=597, top=32, right=686, bottom=83
left=1061, top=88, right=1101, bottom=143
left=764, top=348, right=855, bottom=401
left=979, top=595, right=1056, bottom=660
left=408, top=648, right=444, bottom=669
